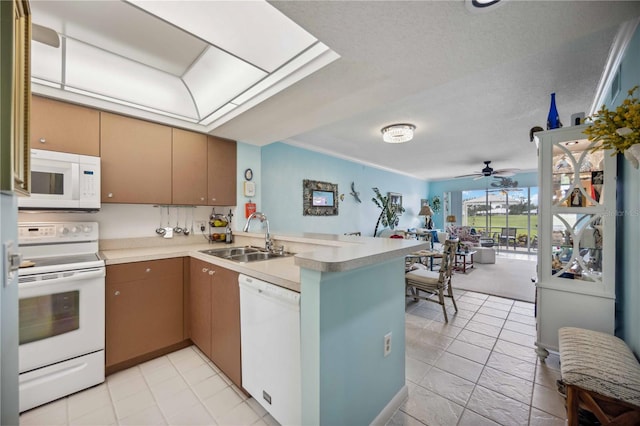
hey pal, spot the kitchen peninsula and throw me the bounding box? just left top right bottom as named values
left=100, top=231, right=427, bottom=425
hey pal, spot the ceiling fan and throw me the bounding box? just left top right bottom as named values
left=455, top=161, right=519, bottom=180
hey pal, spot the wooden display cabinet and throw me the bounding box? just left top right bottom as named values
left=1, top=0, right=31, bottom=195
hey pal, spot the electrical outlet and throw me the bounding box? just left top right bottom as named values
left=198, top=222, right=206, bottom=232
left=384, top=332, right=392, bottom=357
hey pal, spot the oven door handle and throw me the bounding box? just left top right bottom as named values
left=19, top=268, right=105, bottom=289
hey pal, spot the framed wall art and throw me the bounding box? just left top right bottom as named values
left=388, top=192, right=402, bottom=209
left=303, top=179, right=338, bottom=216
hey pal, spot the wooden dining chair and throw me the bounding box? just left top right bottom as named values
left=405, top=239, right=458, bottom=322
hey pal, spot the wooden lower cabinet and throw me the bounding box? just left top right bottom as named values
left=189, top=258, right=213, bottom=359
left=106, top=258, right=185, bottom=368
left=211, top=265, right=242, bottom=387
left=189, top=258, right=241, bottom=387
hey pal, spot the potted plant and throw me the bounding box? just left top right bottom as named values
left=372, top=187, right=405, bottom=237
left=584, top=85, right=640, bottom=168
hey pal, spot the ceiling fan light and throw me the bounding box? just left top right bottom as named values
left=381, top=124, right=415, bottom=144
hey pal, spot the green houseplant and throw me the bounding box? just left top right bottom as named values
left=584, top=85, right=640, bottom=168
left=372, top=187, right=405, bottom=237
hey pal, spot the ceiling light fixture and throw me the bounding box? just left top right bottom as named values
left=381, top=124, right=416, bottom=144
left=465, top=0, right=506, bottom=13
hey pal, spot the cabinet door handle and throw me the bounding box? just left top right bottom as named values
left=145, top=268, right=151, bottom=273
left=208, top=270, right=215, bottom=275
left=39, top=138, right=46, bottom=144
left=107, top=192, right=113, bottom=198
left=202, top=268, right=208, bottom=273
left=114, top=290, right=120, bottom=296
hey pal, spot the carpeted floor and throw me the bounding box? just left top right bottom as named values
left=451, top=255, right=537, bottom=303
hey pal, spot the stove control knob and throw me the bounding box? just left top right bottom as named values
left=59, top=227, right=69, bottom=235
left=83, top=226, right=91, bottom=233
left=71, top=226, right=79, bottom=234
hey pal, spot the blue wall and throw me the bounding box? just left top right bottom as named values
left=260, top=143, right=429, bottom=236
left=235, top=142, right=262, bottom=230
left=300, top=258, right=406, bottom=425
left=611, top=24, right=640, bottom=355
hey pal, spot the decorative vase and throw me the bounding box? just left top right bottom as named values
left=624, top=144, right=640, bottom=169
left=547, top=93, right=563, bottom=130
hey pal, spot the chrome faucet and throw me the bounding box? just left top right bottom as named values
left=243, top=212, right=273, bottom=251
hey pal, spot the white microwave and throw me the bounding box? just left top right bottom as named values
left=19, top=149, right=101, bottom=211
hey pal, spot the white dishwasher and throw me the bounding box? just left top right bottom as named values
left=239, top=274, right=301, bottom=426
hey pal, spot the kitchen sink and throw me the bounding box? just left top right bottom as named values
left=199, top=246, right=293, bottom=263
left=200, top=246, right=262, bottom=258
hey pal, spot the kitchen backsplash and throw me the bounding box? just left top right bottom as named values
left=18, top=204, right=239, bottom=240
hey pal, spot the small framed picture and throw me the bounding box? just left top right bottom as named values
left=569, top=188, right=584, bottom=207
left=388, top=192, right=403, bottom=209
left=591, top=171, right=603, bottom=202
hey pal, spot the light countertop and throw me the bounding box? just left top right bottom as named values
left=100, top=232, right=429, bottom=293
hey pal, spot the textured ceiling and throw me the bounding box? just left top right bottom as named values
left=211, top=1, right=640, bottom=180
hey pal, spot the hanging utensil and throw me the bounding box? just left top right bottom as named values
left=183, top=207, right=191, bottom=236
left=164, top=206, right=173, bottom=237
left=156, top=206, right=166, bottom=235
left=173, top=207, right=183, bottom=234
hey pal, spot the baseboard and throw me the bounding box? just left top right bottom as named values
left=105, top=339, right=192, bottom=376
left=370, top=384, right=409, bottom=426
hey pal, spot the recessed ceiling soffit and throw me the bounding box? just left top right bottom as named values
left=29, top=0, right=340, bottom=129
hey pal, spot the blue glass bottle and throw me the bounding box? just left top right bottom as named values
left=547, top=93, right=562, bottom=130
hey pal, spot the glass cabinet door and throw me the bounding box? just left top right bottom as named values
left=551, top=213, right=603, bottom=282
left=551, top=138, right=605, bottom=208
left=549, top=133, right=607, bottom=283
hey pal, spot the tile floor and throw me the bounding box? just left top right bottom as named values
left=20, top=289, right=566, bottom=426
left=393, top=289, right=567, bottom=426
left=19, top=346, right=278, bottom=426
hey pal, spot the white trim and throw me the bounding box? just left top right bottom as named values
left=283, top=138, right=424, bottom=180
left=369, top=384, right=408, bottom=426
left=589, top=17, right=640, bottom=115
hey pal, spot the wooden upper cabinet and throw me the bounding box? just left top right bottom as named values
left=207, top=135, right=237, bottom=206
left=172, top=129, right=208, bottom=205
left=101, top=112, right=172, bottom=204
left=30, top=96, right=100, bottom=156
